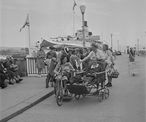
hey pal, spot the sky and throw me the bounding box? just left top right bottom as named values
left=1, top=0, right=146, bottom=50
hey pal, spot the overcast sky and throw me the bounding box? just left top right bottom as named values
left=1, top=0, right=146, bottom=49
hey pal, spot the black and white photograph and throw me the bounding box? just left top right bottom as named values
left=0, top=0, right=146, bottom=121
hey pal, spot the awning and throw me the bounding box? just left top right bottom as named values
left=40, top=39, right=91, bottom=48
left=40, top=39, right=56, bottom=48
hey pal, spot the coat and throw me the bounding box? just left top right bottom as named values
left=36, top=50, right=45, bottom=69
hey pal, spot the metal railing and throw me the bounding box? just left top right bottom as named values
left=26, top=57, right=48, bottom=76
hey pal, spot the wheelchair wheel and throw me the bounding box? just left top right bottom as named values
left=56, top=81, right=63, bottom=106
left=56, top=87, right=63, bottom=106
left=56, top=94, right=63, bottom=106
left=104, top=88, right=109, bottom=99
left=98, top=90, right=104, bottom=102
left=74, top=95, right=80, bottom=100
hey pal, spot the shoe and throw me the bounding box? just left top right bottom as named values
left=9, top=82, right=14, bottom=85
left=1, top=83, right=7, bottom=89
left=19, top=78, right=23, bottom=81
left=16, top=78, right=23, bottom=83
left=105, top=82, right=112, bottom=87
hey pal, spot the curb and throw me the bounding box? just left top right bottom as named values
left=0, top=90, right=54, bottom=122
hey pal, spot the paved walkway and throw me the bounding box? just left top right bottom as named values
left=0, top=76, right=54, bottom=120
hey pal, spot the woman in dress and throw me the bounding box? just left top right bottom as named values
left=129, top=47, right=136, bottom=76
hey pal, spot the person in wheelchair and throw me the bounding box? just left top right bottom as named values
left=4, top=56, right=23, bottom=84
left=54, top=53, right=75, bottom=92
left=80, top=43, right=108, bottom=94
left=0, top=59, right=8, bottom=89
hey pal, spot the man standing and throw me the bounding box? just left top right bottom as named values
left=45, top=47, right=57, bottom=88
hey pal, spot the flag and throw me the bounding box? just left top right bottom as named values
left=20, top=14, right=30, bottom=32
left=73, top=0, right=77, bottom=10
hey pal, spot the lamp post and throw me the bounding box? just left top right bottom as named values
left=80, top=5, right=86, bottom=47
left=111, top=33, right=113, bottom=50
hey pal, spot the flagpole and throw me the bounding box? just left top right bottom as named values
left=73, top=10, right=75, bottom=36
left=28, top=24, right=31, bottom=55
left=27, top=14, right=31, bottom=55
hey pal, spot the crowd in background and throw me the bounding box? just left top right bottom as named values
left=37, top=42, right=116, bottom=88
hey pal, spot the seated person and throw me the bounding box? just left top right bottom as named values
left=81, top=43, right=107, bottom=71
left=9, top=58, right=23, bottom=83
left=3, top=56, right=22, bottom=84
left=70, top=50, right=82, bottom=71
left=0, top=60, right=8, bottom=88
left=54, top=54, right=75, bottom=87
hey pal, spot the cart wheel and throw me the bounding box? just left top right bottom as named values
left=56, top=94, right=63, bottom=106
left=75, top=95, right=80, bottom=100
left=98, top=91, right=104, bottom=102
left=56, top=88, right=63, bottom=106
left=56, top=82, right=63, bottom=106
left=104, top=88, right=109, bottom=99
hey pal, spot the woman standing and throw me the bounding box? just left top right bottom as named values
left=129, top=47, right=136, bottom=76
left=36, top=46, right=46, bottom=77
left=102, top=44, right=115, bottom=87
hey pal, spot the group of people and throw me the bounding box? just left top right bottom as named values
left=0, top=56, right=23, bottom=89
left=43, top=42, right=116, bottom=88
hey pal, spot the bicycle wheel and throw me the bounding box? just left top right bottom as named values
left=74, top=94, right=80, bottom=100
left=104, top=88, right=109, bottom=99
left=56, top=81, right=63, bottom=106
left=98, top=90, right=104, bottom=102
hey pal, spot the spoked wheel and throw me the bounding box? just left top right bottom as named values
left=98, top=90, right=104, bottom=102
left=103, top=88, right=109, bottom=99
left=56, top=81, right=63, bottom=106
left=74, top=94, right=80, bottom=100
left=56, top=94, right=63, bottom=106
left=56, top=88, right=63, bottom=106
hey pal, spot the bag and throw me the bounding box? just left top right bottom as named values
left=67, top=84, right=89, bottom=95
left=108, top=67, right=119, bottom=78
left=111, top=69, right=119, bottom=78
left=129, top=56, right=135, bottom=62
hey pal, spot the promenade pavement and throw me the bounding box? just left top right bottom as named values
left=7, top=54, right=146, bottom=122
left=0, top=76, right=54, bottom=120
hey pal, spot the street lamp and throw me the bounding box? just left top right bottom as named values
left=80, top=5, right=86, bottom=47
left=111, top=33, right=113, bottom=50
